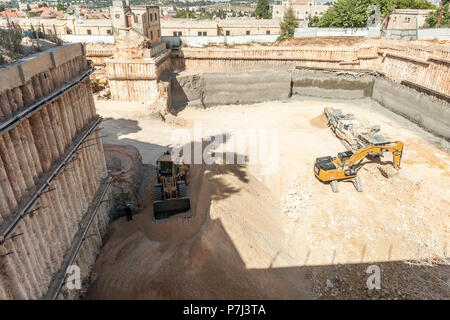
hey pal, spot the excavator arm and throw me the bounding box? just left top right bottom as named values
left=346, top=141, right=404, bottom=170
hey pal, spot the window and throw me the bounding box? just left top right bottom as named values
left=404, top=17, right=410, bottom=23
left=178, top=31, right=182, bottom=36
left=246, top=30, right=250, bottom=35
left=226, top=30, right=230, bottom=36
left=276, top=10, right=279, bottom=15
left=106, top=29, right=112, bottom=35
left=173, top=31, right=177, bottom=36
left=198, top=31, right=202, bottom=36
left=151, top=30, right=153, bottom=40
left=203, top=32, right=207, bottom=36
left=305, top=11, right=308, bottom=15
left=87, top=29, right=92, bottom=35
left=154, top=13, right=157, bottom=21
left=266, top=30, right=270, bottom=35
left=150, top=13, right=153, bottom=22
left=134, top=15, right=138, bottom=23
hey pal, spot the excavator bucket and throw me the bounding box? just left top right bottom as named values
left=378, top=165, right=399, bottom=179
left=153, top=197, right=191, bottom=220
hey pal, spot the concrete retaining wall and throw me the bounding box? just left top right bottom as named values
left=173, top=69, right=449, bottom=139
left=171, top=70, right=291, bottom=109
left=372, top=77, right=450, bottom=139
left=417, top=28, right=450, bottom=40
left=292, top=69, right=375, bottom=99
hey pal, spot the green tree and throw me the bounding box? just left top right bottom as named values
left=318, top=0, right=436, bottom=27
left=26, top=4, right=31, bottom=12
left=426, top=3, right=449, bottom=27
left=279, top=7, right=298, bottom=40
left=175, top=9, right=197, bottom=19
left=255, top=0, right=272, bottom=19
left=308, top=15, right=320, bottom=27
left=56, top=3, right=68, bottom=12
left=0, top=4, right=5, bottom=12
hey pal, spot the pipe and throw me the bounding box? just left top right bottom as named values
left=0, top=117, right=103, bottom=246
left=43, top=175, right=113, bottom=300
left=0, top=67, right=94, bottom=137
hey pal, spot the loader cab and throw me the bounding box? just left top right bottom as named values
left=157, top=152, right=175, bottom=176
left=158, top=160, right=173, bottom=176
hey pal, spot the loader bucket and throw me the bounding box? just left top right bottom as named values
left=153, top=197, right=191, bottom=220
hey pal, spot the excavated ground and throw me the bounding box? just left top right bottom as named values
left=88, top=97, right=449, bottom=299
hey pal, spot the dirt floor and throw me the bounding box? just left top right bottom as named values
left=88, top=97, right=449, bottom=299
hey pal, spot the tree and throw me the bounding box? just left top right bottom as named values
left=175, top=9, right=197, bottom=19
left=308, top=15, right=320, bottom=27
left=255, top=0, right=272, bottom=19
left=0, top=4, right=5, bottom=12
left=26, top=4, right=31, bottom=12
left=279, top=7, right=298, bottom=40
left=426, top=3, right=449, bottom=27
left=318, top=0, right=436, bottom=28
left=56, top=3, right=68, bottom=12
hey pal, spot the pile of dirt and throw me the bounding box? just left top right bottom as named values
left=87, top=162, right=312, bottom=299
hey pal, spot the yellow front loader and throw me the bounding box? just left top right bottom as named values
left=153, top=151, right=191, bottom=220
left=314, top=141, right=404, bottom=193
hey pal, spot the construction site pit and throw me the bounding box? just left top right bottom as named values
left=87, top=69, right=449, bottom=300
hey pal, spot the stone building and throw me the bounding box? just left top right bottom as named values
left=0, top=16, right=113, bottom=36
left=218, top=18, right=281, bottom=36
left=160, top=18, right=219, bottom=36
left=385, top=9, right=434, bottom=30
left=106, top=2, right=171, bottom=107
left=272, top=0, right=328, bottom=27
left=160, top=18, right=281, bottom=37
left=111, top=0, right=161, bottom=47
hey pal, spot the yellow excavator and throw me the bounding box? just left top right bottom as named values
left=314, top=141, right=404, bottom=193
left=153, top=151, right=191, bottom=220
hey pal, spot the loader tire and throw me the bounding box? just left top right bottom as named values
left=177, top=181, right=187, bottom=197
left=330, top=180, right=339, bottom=193
left=154, top=184, right=163, bottom=200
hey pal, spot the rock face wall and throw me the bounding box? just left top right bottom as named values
left=0, top=44, right=112, bottom=299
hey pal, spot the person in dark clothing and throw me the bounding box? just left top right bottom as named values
left=124, top=205, right=133, bottom=221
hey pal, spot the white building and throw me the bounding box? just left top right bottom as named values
left=272, top=0, right=329, bottom=27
